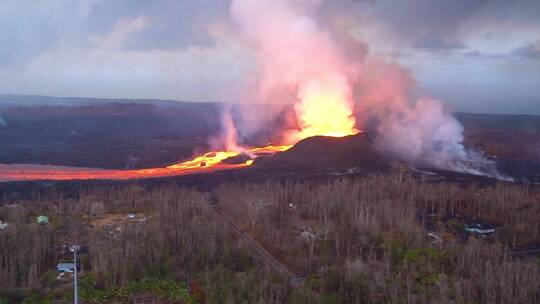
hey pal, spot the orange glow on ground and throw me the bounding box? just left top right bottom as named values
left=0, top=144, right=293, bottom=182
left=167, top=151, right=241, bottom=170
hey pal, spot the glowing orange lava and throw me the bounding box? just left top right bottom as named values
left=286, top=76, right=358, bottom=143
left=0, top=144, right=292, bottom=182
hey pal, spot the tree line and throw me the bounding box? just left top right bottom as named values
left=0, top=174, right=539, bottom=303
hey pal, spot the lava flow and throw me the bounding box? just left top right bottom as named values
left=0, top=113, right=357, bottom=182
left=0, top=145, right=292, bottom=182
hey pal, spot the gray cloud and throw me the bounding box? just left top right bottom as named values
left=366, top=0, right=485, bottom=35
left=0, top=0, right=230, bottom=67
left=512, top=44, right=540, bottom=59
left=361, top=0, right=539, bottom=34
left=413, top=33, right=467, bottom=51
left=121, top=0, right=231, bottom=51
left=462, top=50, right=507, bottom=60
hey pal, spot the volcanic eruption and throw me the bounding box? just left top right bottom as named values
left=222, top=0, right=506, bottom=179
left=0, top=0, right=508, bottom=182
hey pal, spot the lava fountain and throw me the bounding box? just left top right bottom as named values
left=287, top=74, right=358, bottom=143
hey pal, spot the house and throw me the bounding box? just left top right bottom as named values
left=57, top=262, right=77, bottom=273
left=464, top=223, right=496, bottom=235
left=36, top=215, right=49, bottom=225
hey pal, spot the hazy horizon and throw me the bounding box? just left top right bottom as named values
left=1, top=93, right=539, bottom=116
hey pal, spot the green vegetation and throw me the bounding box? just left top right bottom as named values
left=79, top=276, right=195, bottom=303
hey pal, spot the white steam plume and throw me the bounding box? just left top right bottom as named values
left=209, top=105, right=244, bottom=153
left=375, top=98, right=505, bottom=178
left=354, top=60, right=509, bottom=179
left=227, top=0, right=508, bottom=179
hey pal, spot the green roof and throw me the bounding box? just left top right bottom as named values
left=36, top=215, right=49, bottom=224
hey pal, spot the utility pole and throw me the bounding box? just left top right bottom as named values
left=69, top=245, right=81, bottom=304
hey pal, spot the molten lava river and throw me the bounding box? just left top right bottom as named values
left=0, top=145, right=292, bottom=182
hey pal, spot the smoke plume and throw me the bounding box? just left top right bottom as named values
left=227, top=0, right=507, bottom=179
left=230, top=0, right=359, bottom=144
left=352, top=59, right=507, bottom=178
left=209, top=105, right=244, bottom=153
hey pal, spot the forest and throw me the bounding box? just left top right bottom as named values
left=0, top=174, right=539, bottom=303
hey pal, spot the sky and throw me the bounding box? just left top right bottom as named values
left=0, top=0, right=539, bottom=114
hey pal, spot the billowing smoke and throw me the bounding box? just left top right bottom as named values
left=227, top=0, right=506, bottom=179
left=230, top=0, right=359, bottom=144
left=353, top=59, right=507, bottom=179
left=371, top=97, right=504, bottom=178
